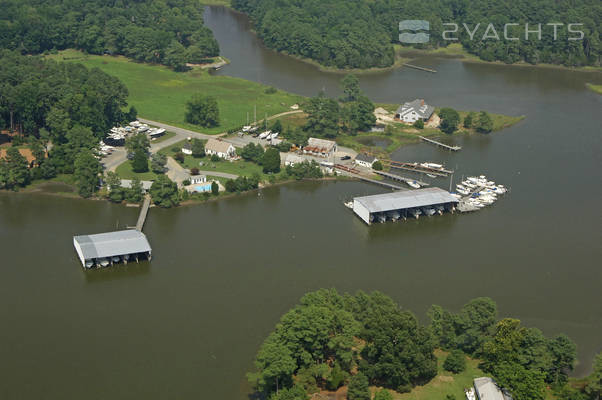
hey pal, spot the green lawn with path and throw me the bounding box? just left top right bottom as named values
left=48, top=50, right=303, bottom=134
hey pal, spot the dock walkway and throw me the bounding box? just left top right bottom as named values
left=385, top=161, right=453, bottom=176
left=419, top=136, right=462, bottom=151
left=403, top=63, right=437, bottom=73
left=136, top=194, right=151, bottom=231
left=374, top=170, right=429, bottom=187
left=334, top=164, right=405, bottom=191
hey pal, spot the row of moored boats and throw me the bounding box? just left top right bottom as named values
left=85, top=254, right=132, bottom=269
left=451, top=175, right=508, bottom=208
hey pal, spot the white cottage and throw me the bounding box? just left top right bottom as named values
left=205, top=138, right=236, bottom=160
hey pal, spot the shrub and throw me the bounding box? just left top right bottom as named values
left=372, top=160, right=383, bottom=171
left=174, top=152, right=185, bottom=163
left=190, top=167, right=200, bottom=175
left=265, top=86, right=277, bottom=94
left=413, top=119, right=424, bottom=129
left=210, top=154, right=220, bottom=162
left=443, top=350, right=466, bottom=374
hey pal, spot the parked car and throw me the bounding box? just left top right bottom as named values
left=340, top=155, right=351, bottom=160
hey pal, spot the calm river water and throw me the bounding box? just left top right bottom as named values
left=0, top=6, right=601, bottom=400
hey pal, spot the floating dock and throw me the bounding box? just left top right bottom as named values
left=419, top=136, right=462, bottom=151
left=352, top=188, right=458, bottom=225
left=403, top=63, right=437, bottom=73
left=385, top=161, right=453, bottom=176
left=373, top=170, right=429, bottom=188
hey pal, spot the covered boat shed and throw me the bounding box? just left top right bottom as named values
left=73, top=230, right=152, bottom=268
left=353, top=187, right=459, bottom=225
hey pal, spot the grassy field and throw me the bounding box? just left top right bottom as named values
left=115, top=160, right=161, bottom=181
left=48, top=50, right=303, bottom=134
left=158, top=140, right=279, bottom=181
left=586, top=83, right=602, bottom=94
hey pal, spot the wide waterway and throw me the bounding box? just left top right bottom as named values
left=1, top=6, right=601, bottom=399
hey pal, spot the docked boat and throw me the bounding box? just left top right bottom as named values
left=456, top=188, right=470, bottom=195
left=422, top=207, right=436, bottom=216
left=377, top=214, right=387, bottom=223
left=112, top=256, right=121, bottom=263
left=99, top=258, right=110, bottom=267
left=409, top=208, right=422, bottom=219
left=344, top=201, right=353, bottom=209
left=421, top=162, right=444, bottom=170
left=85, top=260, right=94, bottom=269
left=435, top=205, right=445, bottom=215
left=407, top=181, right=421, bottom=189
left=426, top=173, right=437, bottom=178
left=387, top=211, right=401, bottom=221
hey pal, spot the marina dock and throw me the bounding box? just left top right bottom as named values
left=385, top=161, right=453, bottom=176
left=403, top=63, right=437, bottom=73
left=136, top=194, right=151, bottom=231
left=334, top=164, right=405, bottom=190
left=419, top=136, right=462, bottom=151
left=373, top=170, right=429, bottom=187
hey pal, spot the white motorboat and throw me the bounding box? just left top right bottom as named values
left=435, top=205, right=445, bottom=215
left=407, top=181, right=421, bottom=189
left=378, top=214, right=387, bottom=223
left=99, top=258, right=110, bottom=267
left=85, top=260, right=94, bottom=269
left=457, top=188, right=470, bottom=195
left=451, top=193, right=462, bottom=200
left=387, top=211, right=401, bottom=221
left=456, top=184, right=467, bottom=191
left=410, top=208, right=421, bottom=219
left=344, top=201, right=353, bottom=209
left=112, top=256, right=121, bottom=263
left=421, top=162, right=444, bottom=169
left=427, top=173, right=437, bottom=178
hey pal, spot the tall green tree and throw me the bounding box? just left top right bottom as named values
left=262, top=148, right=281, bottom=173
left=191, top=139, right=205, bottom=158
left=126, top=177, right=144, bottom=203
left=348, top=372, right=370, bottom=400
left=74, top=149, right=101, bottom=198
left=125, top=133, right=150, bottom=155
left=2, top=147, right=30, bottom=189
left=585, top=353, right=602, bottom=400
left=149, top=175, right=179, bottom=208
left=341, top=74, right=361, bottom=102
left=151, top=153, right=167, bottom=174
left=185, top=95, right=220, bottom=127
left=132, top=148, right=149, bottom=173
left=475, top=111, right=494, bottom=133
left=439, top=108, right=460, bottom=134
left=105, top=171, right=125, bottom=203
left=303, top=94, right=340, bottom=138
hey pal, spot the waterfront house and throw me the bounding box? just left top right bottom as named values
left=205, top=138, right=236, bottom=160
left=355, top=153, right=378, bottom=168
left=182, top=142, right=193, bottom=155
left=395, top=99, right=435, bottom=124
left=303, top=138, right=337, bottom=158
left=473, top=377, right=513, bottom=400
left=190, top=175, right=207, bottom=185
left=119, top=179, right=153, bottom=192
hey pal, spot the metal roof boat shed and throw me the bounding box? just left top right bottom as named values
left=353, top=187, right=459, bottom=225
left=73, top=230, right=152, bottom=268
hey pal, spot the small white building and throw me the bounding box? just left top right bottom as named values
left=473, top=377, right=513, bottom=400
left=355, top=153, right=378, bottom=168
left=190, top=175, right=207, bottom=184
left=395, top=99, right=435, bottom=124
left=181, top=142, right=193, bottom=155
left=119, top=179, right=153, bottom=192
left=205, top=138, right=236, bottom=160
left=303, top=138, right=337, bottom=158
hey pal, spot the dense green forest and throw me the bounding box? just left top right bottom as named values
left=0, top=51, right=133, bottom=194
left=0, top=0, right=219, bottom=70
left=248, top=289, right=601, bottom=400
left=232, top=0, right=601, bottom=68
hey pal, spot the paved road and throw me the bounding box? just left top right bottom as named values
left=165, top=157, right=189, bottom=186
left=196, top=170, right=239, bottom=179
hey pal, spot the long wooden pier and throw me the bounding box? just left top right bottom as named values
left=136, top=194, right=151, bottom=231
left=373, top=170, right=429, bottom=187
left=419, top=136, right=462, bottom=151
left=384, top=161, right=453, bottom=176
left=403, top=63, right=437, bottom=73
left=334, top=164, right=405, bottom=191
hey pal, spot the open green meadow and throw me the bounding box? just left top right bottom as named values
left=115, top=159, right=161, bottom=181
left=48, top=50, right=303, bottom=134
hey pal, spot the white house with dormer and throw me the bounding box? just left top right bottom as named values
left=395, top=99, right=435, bottom=124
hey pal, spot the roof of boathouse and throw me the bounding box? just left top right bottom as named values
left=73, top=230, right=151, bottom=260
left=354, top=187, right=458, bottom=213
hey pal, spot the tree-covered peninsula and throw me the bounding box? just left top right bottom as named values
left=0, top=0, right=219, bottom=70
left=248, top=289, right=598, bottom=400
left=232, top=0, right=601, bottom=69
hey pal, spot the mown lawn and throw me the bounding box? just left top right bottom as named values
left=48, top=50, right=303, bottom=134
left=115, top=159, right=161, bottom=181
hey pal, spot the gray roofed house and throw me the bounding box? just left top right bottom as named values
left=120, top=179, right=153, bottom=192
left=395, top=99, right=435, bottom=123
left=352, top=187, right=458, bottom=224
left=355, top=153, right=378, bottom=168
left=474, top=377, right=513, bottom=400
left=73, top=230, right=152, bottom=267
